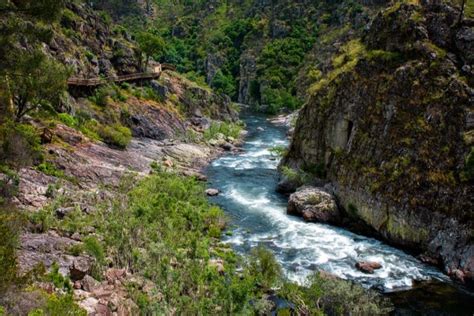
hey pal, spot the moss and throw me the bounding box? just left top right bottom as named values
left=385, top=215, right=429, bottom=244
left=309, top=40, right=366, bottom=95
left=461, top=147, right=474, bottom=182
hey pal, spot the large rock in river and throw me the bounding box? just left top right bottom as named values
left=287, top=186, right=340, bottom=224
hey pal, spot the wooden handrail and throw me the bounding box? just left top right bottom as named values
left=67, top=64, right=176, bottom=87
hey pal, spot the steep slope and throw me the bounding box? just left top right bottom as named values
left=151, top=0, right=387, bottom=112
left=283, top=1, right=474, bottom=285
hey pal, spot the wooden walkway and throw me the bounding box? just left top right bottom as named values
left=67, top=63, right=176, bottom=87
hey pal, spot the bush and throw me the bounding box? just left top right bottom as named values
left=89, top=86, right=113, bottom=107
left=248, top=247, right=282, bottom=291
left=57, top=113, right=78, bottom=128
left=36, top=162, right=65, bottom=178
left=0, top=165, right=20, bottom=202
left=28, top=292, right=86, bottom=316
left=204, top=121, right=242, bottom=141
left=0, top=206, right=23, bottom=295
left=83, top=237, right=105, bottom=264
left=0, top=121, right=42, bottom=169
left=96, top=124, right=132, bottom=149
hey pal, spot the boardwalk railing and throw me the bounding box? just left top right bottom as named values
left=67, top=64, right=176, bottom=87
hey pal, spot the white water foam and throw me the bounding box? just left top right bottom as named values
left=209, top=117, right=448, bottom=292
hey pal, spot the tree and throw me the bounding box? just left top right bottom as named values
left=5, top=51, right=69, bottom=121
left=137, top=32, right=166, bottom=71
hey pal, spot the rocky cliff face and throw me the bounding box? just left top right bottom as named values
left=283, top=1, right=474, bottom=285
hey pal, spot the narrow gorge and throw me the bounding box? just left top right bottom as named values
left=0, top=0, right=473, bottom=315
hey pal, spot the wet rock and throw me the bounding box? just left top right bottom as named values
left=287, top=186, right=340, bottom=224
left=206, top=188, right=220, bottom=196
left=355, top=261, right=382, bottom=274
left=221, top=142, right=234, bottom=151
left=276, top=177, right=300, bottom=194
left=257, top=127, right=265, bottom=132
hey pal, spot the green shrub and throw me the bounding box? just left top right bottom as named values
left=57, top=113, right=78, bottom=128
left=281, top=166, right=308, bottom=186
left=83, top=237, right=105, bottom=264
left=28, top=293, right=86, bottom=316
left=0, top=165, right=20, bottom=202
left=36, top=162, right=65, bottom=178
left=0, top=121, right=42, bottom=169
left=204, top=121, right=242, bottom=141
left=46, top=262, right=72, bottom=293
left=89, top=86, right=113, bottom=107
left=97, top=124, right=132, bottom=149
left=269, top=145, right=287, bottom=157
left=248, top=247, right=282, bottom=291
left=0, top=206, right=23, bottom=295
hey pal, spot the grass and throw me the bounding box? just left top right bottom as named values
left=19, top=169, right=393, bottom=314
left=204, top=121, right=243, bottom=141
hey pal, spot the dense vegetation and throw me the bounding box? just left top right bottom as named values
left=22, top=167, right=391, bottom=314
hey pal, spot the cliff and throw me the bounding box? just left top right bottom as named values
left=283, top=0, right=474, bottom=285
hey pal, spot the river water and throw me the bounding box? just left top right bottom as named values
left=206, top=112, right=474, bottom=314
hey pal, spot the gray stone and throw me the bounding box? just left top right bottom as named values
left=287, top=186, right=340, bottom=224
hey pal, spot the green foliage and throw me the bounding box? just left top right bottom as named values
left=89, top=0, right=142, bottom=19
left=0, top=121, right=42, bottom=169
left=309, top=39, right=366, bottom=95
left=0, top=165, right=20, bottom=202
left=36, top=162, right=65, bottom=178
left=137, top=32, right=166, bottom=69
left=204, top=121, right=243, bottom=141
left=0, top=206, right=23, bottom=295
left=46, top=263, right=72, bottom=293
left=96, top=123, right=132, bottom=149
left=83, top=237, right=105, bottom=264
left=4, top=50, right=69, bottom=121
left=28, top=293, right=86, bottom=316
left=88, top=86, right=112, bottom=107
left=248, top=247, right=282, bottom=291
left=211, top=70, right=236, bottom=96
left=57, top=113, right=78, bottom=128
left=261, top=88, right=302, bottom=114
left=281, top=166, right=308, bottom=186
left=280, top=272, right=392, bottom=315
left=269, top=145, right=288, bottom=157
left=99, top=171, right=258, bottom=314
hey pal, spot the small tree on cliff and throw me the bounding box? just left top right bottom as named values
left=137, top=32, right=166, bottom=71
left=4, top=51, right=69, bottom=121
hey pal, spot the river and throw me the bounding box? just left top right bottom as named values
left=206, top=111, right=474, bottom=314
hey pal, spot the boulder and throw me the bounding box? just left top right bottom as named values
left=221, top=142, right=233, bottom=151
left=206, top=188, right=219, bottom=196
left=55, top=206, right=75, bottom=219
left=70, top=257, right=92, bottom=280
left=355, top=261, right=382, bottom=274
left=82, top=275, right=100, bottom=292
left=287, top=186, right=340, bottom=224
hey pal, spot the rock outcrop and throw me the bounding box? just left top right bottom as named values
left=283, top=1, right=474, bottom=285
left=287, top=186, right=340, bottom=224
